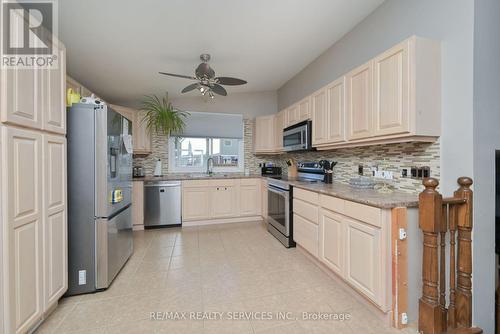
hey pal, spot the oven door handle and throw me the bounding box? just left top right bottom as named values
left=268, top=186, right=288, bottom=196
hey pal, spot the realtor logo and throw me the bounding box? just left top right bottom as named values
left=1, top=0, right=58, bottom=68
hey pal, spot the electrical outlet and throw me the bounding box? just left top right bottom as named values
left=401, top=168, right=409, bottom=178
left=358, top=164, right=363, bottom=175
left=78, top=270, right=86, bottom=285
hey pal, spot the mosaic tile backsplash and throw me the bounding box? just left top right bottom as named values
left=134, top=118, right=440, bottom=194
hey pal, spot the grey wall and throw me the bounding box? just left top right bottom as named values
left=170, top=91, right=277, bottom=119
left=472, top=0, right=499, bottom=332
left=277, top=0, right=474, bottom=196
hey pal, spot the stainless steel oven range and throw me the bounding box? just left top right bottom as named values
left=267, top=178, right=295, bottom=248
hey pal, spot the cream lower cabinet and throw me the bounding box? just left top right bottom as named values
left=182, top=186, right=211, bottom=221
left=1, top=127, right=67, bottom=334
left=211, top=185, right=238, bottom=218
left=293, top=188, right=390, bottom=311
left=344, top=216, right=382, bottom=306
left=132, top=181, right=144, bottom=229
left=182, top=179, right=262, bottom=223
left=42, top=135, right=67, bottom=310
left=319, top=209, right=344, bottom=276
left=239, top=179, right=261, bottom=217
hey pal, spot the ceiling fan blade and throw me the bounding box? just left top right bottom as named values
left=216, top=77, right=247, bottom=86
left=211, top=84, right=227, bottom=96
left=181, top=83, right=199, bottom=93
left=159, top=72, right=197, bottom=80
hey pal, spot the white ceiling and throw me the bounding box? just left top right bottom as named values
left=59, top=0, right=384, bottom=106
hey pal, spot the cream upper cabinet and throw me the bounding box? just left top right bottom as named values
left=41, top=48, right=66, bottom=134
left=319, top=209, right=344, bottom=276
left=274, top=110, right=285, bottom=151
left=110, top=105, right=151, bottom=155
left=239, top=179, right=261, bottom=217
left=373, top=40, right=410, bottom=136
left=1, top=66, right=41, bottom=130
left=2, top=126, right=44, bottom=334
left=326, top=77, right=345, bottom=143
left=312, top=88, right=327, bottom=145
left=211, top=186, right=237, bottom=218
left=42, top=135, right=67, bottom=310
left=344, top=216, right=382, bottom=306
left=285, top=104, right=299, bottom=127
left=254, top=115, right=275, bottom=153
left=346, top=61, right=373, bottom=140
left=182, top=187, right=210, bottom=221
left=132, top=111, right=152, bottom=155
left=298, top=97, right=311, bottom=122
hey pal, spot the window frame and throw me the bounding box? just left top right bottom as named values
left=168, top=136, right=244, bottom=173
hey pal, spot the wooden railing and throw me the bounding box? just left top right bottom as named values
left=418, top=177, right=482, bottom=334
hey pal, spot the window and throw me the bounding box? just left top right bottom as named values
left=169, top=136, right=244, bottom=172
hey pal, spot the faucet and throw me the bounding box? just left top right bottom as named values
left=206, top=157, right=214, bottom=175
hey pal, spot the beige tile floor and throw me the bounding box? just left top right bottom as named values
left=35, top=221, right=417, bottom=334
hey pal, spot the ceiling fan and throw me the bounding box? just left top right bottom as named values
left=159, top=54, right=247, bottom=98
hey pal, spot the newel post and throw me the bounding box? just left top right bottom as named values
left=419, top=178, right=443, bottom=334
left=454, top=177, right=473, bottom=328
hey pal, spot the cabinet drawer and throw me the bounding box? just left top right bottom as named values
left=319, top=195, right=345, bottom=214
left=183, top=180, right=211, bottom=187
left=240, top=178, right=260, bottom=186
left=293, top=214, right=318, bottom=257
left=208, top=179, right=236, bottom=187
left=293, top=198, right=318, bottom=224
left=293, top=188, right=319, bottom=204
left=344, top=201, right=381, bottom=228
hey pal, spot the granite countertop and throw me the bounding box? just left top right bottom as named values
left=289, top=180, right=419, bottom=209
left=133, top=174, right=419, bottom=209
left=132, top=173, right=262, bottom=182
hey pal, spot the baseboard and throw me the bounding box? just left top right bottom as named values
left=182, top=216, right=263, bottom=227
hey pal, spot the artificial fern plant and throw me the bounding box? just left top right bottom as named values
left=140, top=93, right=189, bottom=136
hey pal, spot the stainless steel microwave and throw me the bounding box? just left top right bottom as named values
left=283, top=120, right=313, bottom=152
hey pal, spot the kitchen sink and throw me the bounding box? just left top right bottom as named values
left=191, top=173, right=229, bottom=178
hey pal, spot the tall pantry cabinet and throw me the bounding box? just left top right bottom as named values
left=0, top=40, right=68, bottom=334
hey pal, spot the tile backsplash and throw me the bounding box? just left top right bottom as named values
left=134, top=118, right=440, bottom=194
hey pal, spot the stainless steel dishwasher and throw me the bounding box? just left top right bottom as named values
left=144, top=181, right=182, bottom=228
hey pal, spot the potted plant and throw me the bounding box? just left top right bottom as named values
left=140, top=93, right=189, bottom=136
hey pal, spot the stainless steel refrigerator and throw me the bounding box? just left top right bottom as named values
left=66, top=103, right=133, bottom=295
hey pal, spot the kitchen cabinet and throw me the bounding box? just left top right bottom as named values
left=132, top=181, right=144, bottom=229
left=132, top=111, right=152, bottom=155
left=110, top=105, right=152, bottom=155
left=2, top=126, right=44, bottom=334
left=298, top=97, right=311, bottom=122
left=346, top=61, right=373, bottom=140
left=284, top=36, right=440, bottom=150
left=344, top=216, right=382, bottom=305
left=240, top=179, right=261, bottom=217
left=285, top=104, right=299, bottom=128
left=254, top=115, right=275, bottom=153
left=1, top=26, right=68, bottom=334
left=261, top=178, right=268, bottom=218
left=42, top=135, right=67, bottom=310
left=274, top=110, right=285, bottom=151
left=319, top=209, right=344, bottom=276
left=1, top=64, right=41, bottom=130
left=293, top=214, right=318, bottom=257
left=182, top=179, right=262, bottom=223
left=211, top=186, right=237, bottom=218
left=311, top=88, right=327, bottom=145
left=325, top=78, right=345, bottom=143
left=41, top=48, right=66, bottom=135
left=182, top=187, right=211, bottom=221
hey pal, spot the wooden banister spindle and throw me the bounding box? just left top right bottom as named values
left=448, top=204, right=458, bottom=329
left=419, top=178, right=444, bottom=334
left=454, top=177, right=473, bottom=328
left=440, top=204, right=448, bottom=331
